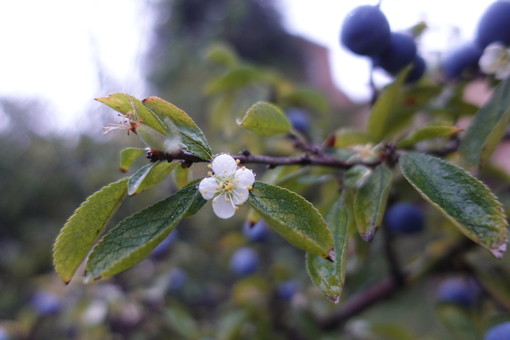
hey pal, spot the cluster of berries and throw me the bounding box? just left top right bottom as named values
left=340, top=4, right=425, bottom=83
left=440, top=0, right=510, bottom=80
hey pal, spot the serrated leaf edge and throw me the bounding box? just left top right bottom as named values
left=52, top=178, right=128, bottom=283
left=400, top=153, right=508, bottom=258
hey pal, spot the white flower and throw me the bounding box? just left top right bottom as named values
left=199, top=154, right=255, bottom=219
left=479, top=42, right=510, bottom=80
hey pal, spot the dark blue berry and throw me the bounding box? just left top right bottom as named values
left=167, top=268, right=188, bottom=291
left=30, top=291, right=62, bottom=315
left=441, top=43, right=482, bottom=79
left=385, top=202, right=425, bottom=234
left=405, top=56, right=426, bottom=83
left=0, top=327, right=9, bottom=340
left=229, top=247, right=259, bottom=276
left=286, top=108, right=310, bottom=134
left=437, top=277, right=480, bottom=307
left=476, top=1, right=510, bottom=49
left=277, top=280, right=299, bottom=300
left=151, top=230, right=179, bottom=258
left=373, top=32, right=417, bottom=74
left=341, top=5, right=391, bottom=56
left=243, top=219, right=270, bottom=242
left=485, top=322, right=510, bottom=340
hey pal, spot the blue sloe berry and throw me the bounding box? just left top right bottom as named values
left=405, top=56, right=426, bottom=83
left=243, top=219, right=270, bottom=243
left=373, top=32, right=417, bottom=74
left=277, top=280, right=299, bottom=300
left=229, top=247, right=259, bottom=276
left=286, top=108, right=310, bottom=134
left=437, top=277, right=480, bottom=307
left=485, top=322, right=510, bottom=340
left=30, top=291, right=62, bottom=315
left=341, top=5, right=391, bottom=56
left=476, top=1, right=510, bottom=49
left=385, top=202, right=425, bottom=234
left=441, top=43, right=482, bottom=79
left=151, top=230, right=179, bottom=258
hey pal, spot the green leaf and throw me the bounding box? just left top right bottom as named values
left=353, top=165, right=393, bottom=241
left=397, top=125, right=462, bottom=148
left=248, top=182, right=333, bottom=258
left=238, top=101, right=291, bottom=136
left=53, top=178, right=128, bottom=283
left=306, top=196, right=350, bottom=303
left=127, top=161, right=178, bottom=196
left=343, top=165, right=372, bottom=188
left=165, top=306, right=199, bottom=339
left=84, top=182, right=201, bottom=281
left=471, top=263, right=510, bottom=311
left=435, top=304, right=479, bottom=340
left=119, top=147, right=145, bottom=173
left=142, top=97, right=212, bottom=160
left=205, top=66, right=263, bottom=94
left=204, top=43, right=239, bottom=68
left=400, top=152, right=508, bottom=258
left=366, top=66, right=411, bottom=141
left=279, top=88, right=329, bottom=115
left=216, top=310, right=249, bottom=340
left=328, top=128, right=375, bottom=148
left=459, top=78, right=510, bottom=169
left=385, top=84, right=443, bottom=136
left=173, top=165, right=192, bottom=189
left=96, top=93, right=167, bottom=135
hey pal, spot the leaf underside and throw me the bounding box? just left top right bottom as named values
left=306, top=196, right=350, bottom=303
left=459, top=78, right=510, bottom=169
left=239, top=101, right=291, bottom=136
left=142, top=97, right=212, bottom=160
left=353, top=165, right=393, bottom=242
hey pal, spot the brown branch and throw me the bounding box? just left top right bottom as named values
left=318, top=238, right=475, bottom=330
left=147, top=149, right=383, bottom=170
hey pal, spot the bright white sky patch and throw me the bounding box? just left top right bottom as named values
left=0, top=0, right=150, bottom=134
left=278, top=0, right=493, bottom=102
left=0, top=0, right=496, bottom=133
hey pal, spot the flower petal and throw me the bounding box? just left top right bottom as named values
left=199, top=177, right=220, bottom=200
left=234, top=168, right=255, bottom=187
left=496, top=64, right=510, bottom=79
left=232, top=186, right=249, bottom=205
left=212, top=193, right=236, bottom=219
left=212, top=154, right=237, bottom=179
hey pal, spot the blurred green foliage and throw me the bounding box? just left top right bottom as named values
left=3, top=1, right=510, bottom=339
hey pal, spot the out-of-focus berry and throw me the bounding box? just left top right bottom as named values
left=385, top=202, right=425, bottom=234
left=243, top=219, right=270, bottom=242
left=374, top=32, right=417, bottom=74
left=437, top=277, right=480, bottom=307
left=229, top=247, right=259, bottom=276
left=476, top=0, right=510, bottom=49
left=485, top=322, right=510, bottom=340
left=341, top=5, right=391, bottom=56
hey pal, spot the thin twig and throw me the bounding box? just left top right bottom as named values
left=147, top=149, right=383, bottom=170
left=318, top=238, right=475, bottom=330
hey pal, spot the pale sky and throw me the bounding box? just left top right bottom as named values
left=0, top=0, right=494, bottom=134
